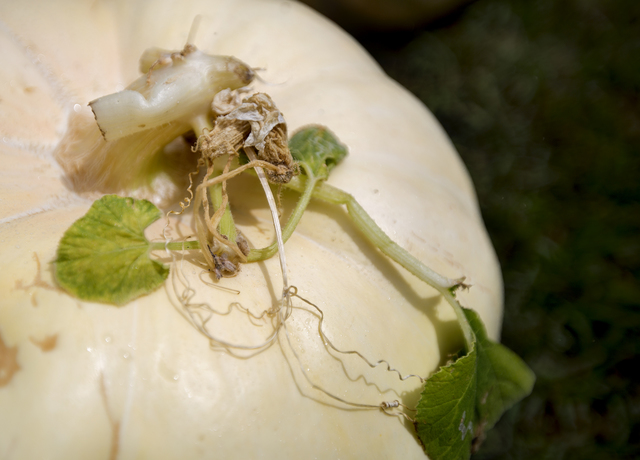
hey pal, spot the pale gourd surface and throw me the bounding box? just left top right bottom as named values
left=0, top=0, right=502, bottom=458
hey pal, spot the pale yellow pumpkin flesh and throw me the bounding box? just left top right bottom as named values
left=0, top=0, right=502, bottom=458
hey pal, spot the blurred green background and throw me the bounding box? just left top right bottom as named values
left=303, top=0, right=640, bottom=458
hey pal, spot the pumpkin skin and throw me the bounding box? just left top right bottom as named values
left=0, top=0, right=502, bottom=458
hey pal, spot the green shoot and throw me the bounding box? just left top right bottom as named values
left=209, top=169, right=238, bottom=244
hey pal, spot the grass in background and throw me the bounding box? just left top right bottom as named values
left=357, top=0, right=640, bottom=458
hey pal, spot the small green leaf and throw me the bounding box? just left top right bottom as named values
left=55, top=195, right=168, bottom=305
left=465, top=308, right=536, bottom=434
left=415, top=308, right=535, bottom=459
left=289, top=125, right=347, bottom=179
left=415, top=344, right=478, bottom=460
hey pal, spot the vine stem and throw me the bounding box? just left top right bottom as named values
left=209, top=161, right=238, bottom=243
left=284, top=175, right=474, bottom=349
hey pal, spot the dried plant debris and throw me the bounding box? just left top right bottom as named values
left=192, top=92, right=297, bottom=276
left=212, top=88, right=249, bottom=115
left=198, top=92, right=297, bottom=183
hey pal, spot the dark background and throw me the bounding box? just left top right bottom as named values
left=301, top=0, right=640, bottom=458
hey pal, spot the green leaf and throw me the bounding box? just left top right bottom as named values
left=55, top=195, right=169, bottom=306
left=465, top=308, right=536, bottom=434
left=415, top=345, right=477, bottom=460
left=415, top=308, right=535, bottom=459
left=289, top=125, right=347, bottom=179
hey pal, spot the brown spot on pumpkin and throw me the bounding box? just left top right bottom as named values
left=13, top=280, right=38, bottom=306
left=30, top=334, right=58, bottom=352
left=0, top=331, right=20, bottom=387
left=411, top=231, right=426, bottom=244
left=24, top=86, right=36, bottom=94
left=14, top=252, right=59, bottom=306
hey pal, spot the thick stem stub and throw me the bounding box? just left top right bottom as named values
left=90, top=46, right=255, bottom=142
left=55, top=46, right=256, bottom=208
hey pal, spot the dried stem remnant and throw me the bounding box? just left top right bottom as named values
left=193, top=92, right=297, bottom=277
left=197, top=92, right=298, bottom=182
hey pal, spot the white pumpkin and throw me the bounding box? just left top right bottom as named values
left=0, top=0, right=502, bottom=458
